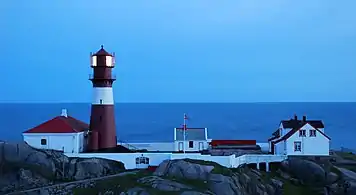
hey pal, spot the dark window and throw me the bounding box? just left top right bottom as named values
left=100, top=99, right=103, bottom=104
left=294, top=141, right=301, bottom=151
left=41, top=139, right=47, bottom=145
left=299, top=130, right=306, bottom=137
left=189, top=141, right=194, bottom=148
left=310, top=130, right=317, bottom=137
left=136, top=157, right=149, bottom=164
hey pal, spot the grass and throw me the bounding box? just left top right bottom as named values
left=335, top=151, right=356, bottom=161
left=72, top=170, right=182, bottom=195
left=259, top=170, right=320, bottom=195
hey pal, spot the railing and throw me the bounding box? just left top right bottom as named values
left=89, top=74, right=116, bottom=80
left=232, top=154, right=288, bottom=168
left=117, top=140, right=139, bottom=151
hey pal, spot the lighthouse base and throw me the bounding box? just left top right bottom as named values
left=89, top=105, right=117, bottom=150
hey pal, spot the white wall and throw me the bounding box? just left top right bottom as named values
left=174, top=140, right=209, bottom=152
left=286, top=124, right=329, bottom=156
left=123, top=142, right=174, bottom=151
left=64, top=152, right=233, bottom=169
left=274, top=141, right=285, bottom=155
left=256, top=142, right=269, bottom=152
left=23, top=132, right=84, bottom=153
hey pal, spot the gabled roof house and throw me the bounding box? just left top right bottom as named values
left=268, top=115, right=330, bottom=156
left=22, top=109, right=89, bottom=153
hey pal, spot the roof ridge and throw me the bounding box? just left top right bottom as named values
left=58, top=116, right=79, bottom=132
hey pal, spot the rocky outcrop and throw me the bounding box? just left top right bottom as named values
left=154, top=159, right=214, bottom=180
left=0, top=141, right=125, bottom=193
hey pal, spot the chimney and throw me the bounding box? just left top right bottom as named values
left=61, top=109, right=68, bottom=117
left=294, top=114, right=298, bottom=120
left=303, top=115, right=306, bottom=122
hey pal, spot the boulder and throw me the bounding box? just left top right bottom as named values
left=208, top=173, right=243, bottom=195
left=154, top=159, right=214, bottom=180
left=281, top=158, right=327, bottom=185
left=0, top=141, right=125, bottom=193
left=138, top=176, right=193, bottom=191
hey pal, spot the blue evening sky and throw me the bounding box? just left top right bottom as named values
left=1, top=0, right=356, bottom=103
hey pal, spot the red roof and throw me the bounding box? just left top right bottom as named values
left=273, top=123, right=331, bottom=144
left=23, top=116, right=89, bottom=134
left=210, top=140, right=256, bottom=146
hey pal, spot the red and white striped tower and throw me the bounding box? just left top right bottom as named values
left=88, top=45, right=117, bottom=151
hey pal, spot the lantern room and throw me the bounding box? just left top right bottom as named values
left=90, top=45, right=115, bottom=67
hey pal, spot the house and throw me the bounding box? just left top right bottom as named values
left=173, top=127, right=210, bottom=152
left=22, top=109, right=89, bottom=153
left=268, top=115, right=330, bottom=156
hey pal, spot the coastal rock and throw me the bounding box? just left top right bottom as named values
left=124, top=187, right=151, bottom=195
left=0, top=141, right=125, bottom=193
left=69, top=157, right=125, bottom=180
left=208, top=173, right=243, bottom=195
left=281, top=158, right=327, bottom=185
left=154, top=159, right=214, bottom=180
left=138, top=176, right=193, bottom=191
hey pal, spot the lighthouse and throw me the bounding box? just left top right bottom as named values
left=88, top=45, right=117, bottom=151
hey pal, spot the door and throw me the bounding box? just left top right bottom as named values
left=178, top=142, right=183, bottom=151
left=198, top=142, right=204, bottom=151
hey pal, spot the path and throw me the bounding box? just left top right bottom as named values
left=4, top=171, right=138, bottom=195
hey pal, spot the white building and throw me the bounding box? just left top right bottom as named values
left=173, top=127, right=210, bottom=152
left=22, top=109, right=89, bottom=153
left=268, top=115, right=330, bottom=156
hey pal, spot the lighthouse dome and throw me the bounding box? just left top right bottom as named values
left=92, top=45, right=113, bottom=56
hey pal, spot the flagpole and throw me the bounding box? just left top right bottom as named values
left=183, top=113, right=186, bottom=155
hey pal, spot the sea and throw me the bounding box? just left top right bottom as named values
left=0, top=103, right=355, bottom=150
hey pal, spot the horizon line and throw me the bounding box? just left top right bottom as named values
left=1, top=101, right=356, bottom=104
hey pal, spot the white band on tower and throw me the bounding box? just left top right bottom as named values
left=92, top=87, right=114, bottom=105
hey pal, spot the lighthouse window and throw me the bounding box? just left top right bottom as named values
left=40, top=139, right=47, bottom=145
left=100, top=99, right=103, bottom=104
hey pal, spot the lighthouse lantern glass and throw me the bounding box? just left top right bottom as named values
left=106, top=56, right=114, bottom=67
left=91, top=56, right=97, bottom=66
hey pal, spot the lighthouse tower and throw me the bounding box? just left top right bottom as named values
left=88, top=45, right=117, bottom=151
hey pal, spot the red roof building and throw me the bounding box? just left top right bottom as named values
left=22, top=109, right=89, bottom=153
left=23, top=116, right=89, bottom=134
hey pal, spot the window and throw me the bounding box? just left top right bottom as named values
left=100, top=99, right=103, bottom=104
left=294, top=141, right=301, bottom=151
left=189, top=141, right=194, bottom=148
left=310, top=129, right=317, bottom=137
left=299, top=130, right=306, bottom=137
left=40, top=139, right=47, bottom=145
left=136, top=157, right=149, bottom=164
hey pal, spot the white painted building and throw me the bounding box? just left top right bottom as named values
left=268, top=115, right=330, bottom=156
left=22, top=109, right=89, bottom=153
left=173, top=127, right=210, bottom=152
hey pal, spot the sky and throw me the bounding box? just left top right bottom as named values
left=1, top=0, right=356, bottom=103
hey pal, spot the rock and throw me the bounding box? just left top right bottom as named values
left=138, top=176, right=193, bottom=191
left=180, top=191, right=210, bottom=195
left=208, top=174, right=243, bottom=195
left=281, top=158, right=327, bottom=185
left=326, top=172, right=339, bottom=184
left=70, top=158, right=125, bottom=180
left=0, top=141, right=125, bottom=193
left=125, top=187, right=151, bottom=195
left=270, top=179, right=283, bottom=188
left=154, top=159, right=214, bottom=180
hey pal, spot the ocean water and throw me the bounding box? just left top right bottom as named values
left=0, top=103, right=355, bottom=150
